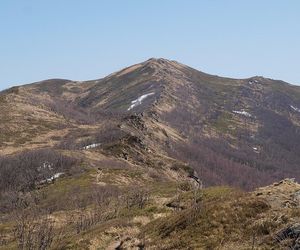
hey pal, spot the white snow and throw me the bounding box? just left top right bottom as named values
left=290, top=105, right=300, bottom=113
left=38, top=161, right=53, bottom=171
left=83, top=143, right=101, bottom=150
left=46, top=172, right=64, bottom=182
left=39, top=172, right=64, bottom=184
left=127, top=92, right=155, bottom=111
left=248, top=80, right=259, bottom=85
left=232, top=110, right=252, bottom=117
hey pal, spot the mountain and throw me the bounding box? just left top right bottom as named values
left=2, top=58, right=300, bottom=188
left=1, top=58, right=300, bottom=249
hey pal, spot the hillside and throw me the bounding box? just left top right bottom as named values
left=2, top=58, right=300, bottom=188
left=1, top=58, right=300, bottom=249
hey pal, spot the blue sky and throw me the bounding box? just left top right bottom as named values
left=1, top=1, right=300, bottom=90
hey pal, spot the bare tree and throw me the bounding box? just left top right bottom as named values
left=13, top=208, right=55, bottom=250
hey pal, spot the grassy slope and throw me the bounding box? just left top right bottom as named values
left=1, top=59, right=300, bottom=249
left=140, top=182, right=300, bottom=249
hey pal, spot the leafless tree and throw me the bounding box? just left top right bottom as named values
left=13, top=207, right=55, bottom=250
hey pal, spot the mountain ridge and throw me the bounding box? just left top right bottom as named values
left=1, top=58, right=300, bottom=249
left=3, top=57, right=299, bottom=95
left=1, top=58, right=300, bottom=189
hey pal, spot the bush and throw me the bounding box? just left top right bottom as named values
left=0, top=149, right=80, bottom=208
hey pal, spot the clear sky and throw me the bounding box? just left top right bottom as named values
left=1, top=0, right=300, bottom=90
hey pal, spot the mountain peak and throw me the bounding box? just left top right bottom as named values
left=141, top=58, right=187, bottom=75
left=145, top=57, right=172, bottom=63
left=143, top=57, right=182, bottom=67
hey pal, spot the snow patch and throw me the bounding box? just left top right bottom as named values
left=83, top=143, right=101, bottom=150
left=232, top=110, right=252, bottom=117
left=37, top=162, right=53, bottom=171
left=248, top=80, right=259, bottom=85
left=128, top=92, right=155, bottom=111
left=290, top=105, right=300, bottom=113
left=39, top=172, right=64, bottom=184
left=47, top=172, right=64, bottom=182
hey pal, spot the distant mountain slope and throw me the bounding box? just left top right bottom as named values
left=2, top=58, right=300, bottom=250
left=1, top=58, right=300, bottom=189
